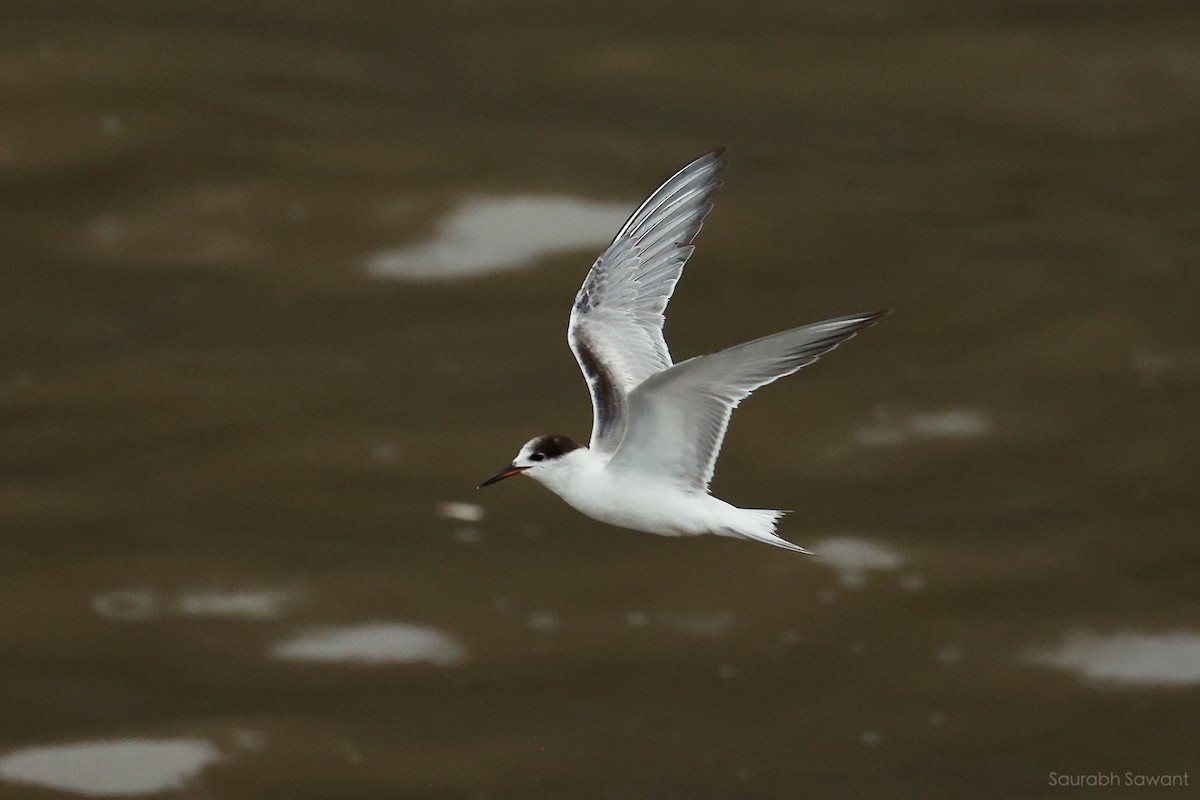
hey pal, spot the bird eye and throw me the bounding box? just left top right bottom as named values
left=529, top=453, right=545, bottom=462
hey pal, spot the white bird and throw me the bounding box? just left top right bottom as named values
left=479, top=149, right=886, bottom=552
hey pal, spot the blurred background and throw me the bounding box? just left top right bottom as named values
left=1, top=1, right=1198, bottom=798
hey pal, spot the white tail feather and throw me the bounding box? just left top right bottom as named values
left=723, top=509, right=812, bottom=554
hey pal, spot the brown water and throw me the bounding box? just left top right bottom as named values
left=2, top=2, right=1199, bottom=798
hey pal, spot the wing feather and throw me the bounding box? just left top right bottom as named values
left=608, top=312, right=888, bottom=490
left=568, top=149, right=726, bottom=454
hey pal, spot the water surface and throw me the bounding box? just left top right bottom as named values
left=1, top=2, right=1198, bottom=798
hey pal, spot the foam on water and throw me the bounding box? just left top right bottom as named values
left=174, top=590, right=293, bottom=620
left=272, top=623, right=467, bottom=666
left=811, top=537, right=904, bottom=590
left=853, top=407, right=991, bottom=447
left=437, top=501, right=485, bottom=523
left=1020, top=629, right=1200, bottom=687
left=0, top=738, right=221, bottom=796
left=92, top=588, right=294, bottom=621
left=364, top=195, right=630, bottom=280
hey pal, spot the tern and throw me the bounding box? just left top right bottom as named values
left=479, top=149, right=886, bottom=552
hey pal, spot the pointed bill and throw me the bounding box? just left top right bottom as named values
left=478, top=464, right=528, bottom=488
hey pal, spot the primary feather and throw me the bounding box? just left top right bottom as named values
left=568, top=148, right=725, bottom=454
left=608, top=312, right=887, bottom=490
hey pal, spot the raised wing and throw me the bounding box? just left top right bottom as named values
left=607, top=312, right=887, bottom=490
left=568, top=149, right=726, bottom=455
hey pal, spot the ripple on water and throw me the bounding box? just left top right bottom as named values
left=364, top=195, right=629, bottom=280
left=0, top=738, right=221, bottom=797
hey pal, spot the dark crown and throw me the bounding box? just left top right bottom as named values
left=531, top=434, right=582, bottom=458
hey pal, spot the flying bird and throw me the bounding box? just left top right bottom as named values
left=480, top=149, right=885, bottom=552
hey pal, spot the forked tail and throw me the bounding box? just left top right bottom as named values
left=724, top=509, right=813, bottom=554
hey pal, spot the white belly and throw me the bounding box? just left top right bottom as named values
left=559, top=471, right=733, bottom=537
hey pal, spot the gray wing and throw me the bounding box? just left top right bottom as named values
left=607, top=312, right=887, bottom=490
left=568, top=149, right=725, bottom=455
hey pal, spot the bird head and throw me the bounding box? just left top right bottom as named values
left=478, top=434, right=582, bottom=488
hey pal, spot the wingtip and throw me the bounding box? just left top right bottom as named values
left=775, top=539, right=815, bottom=555
left=692, top=147, right=727, bottom=172
left=824, top=309, right=891, bottom=330
left=867, top=309, right=892, bottom=323
left=850, top=309, right=892, bottom=328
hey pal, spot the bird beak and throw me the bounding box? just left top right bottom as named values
left=478, top=464, right=528, bottom=488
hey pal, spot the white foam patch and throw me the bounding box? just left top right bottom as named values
left=272, top=623, right=467, bottom=666
left=174, top=590, right=293, bottom=620
left=854, top=408, right=991, bottom=447
left=436, top=502, right=485, bottom=523
left=92, top=588, right=294, bottom=621
left=364, top=195, right=630, bottom=280
left=1020, top=630, right=1200, bottom=687
left=812, top=537, right=904, bottom=590
left=0, top=738, right=221, bottom=796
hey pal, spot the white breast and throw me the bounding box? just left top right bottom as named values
left=530, top=450, right=733, bottom=536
